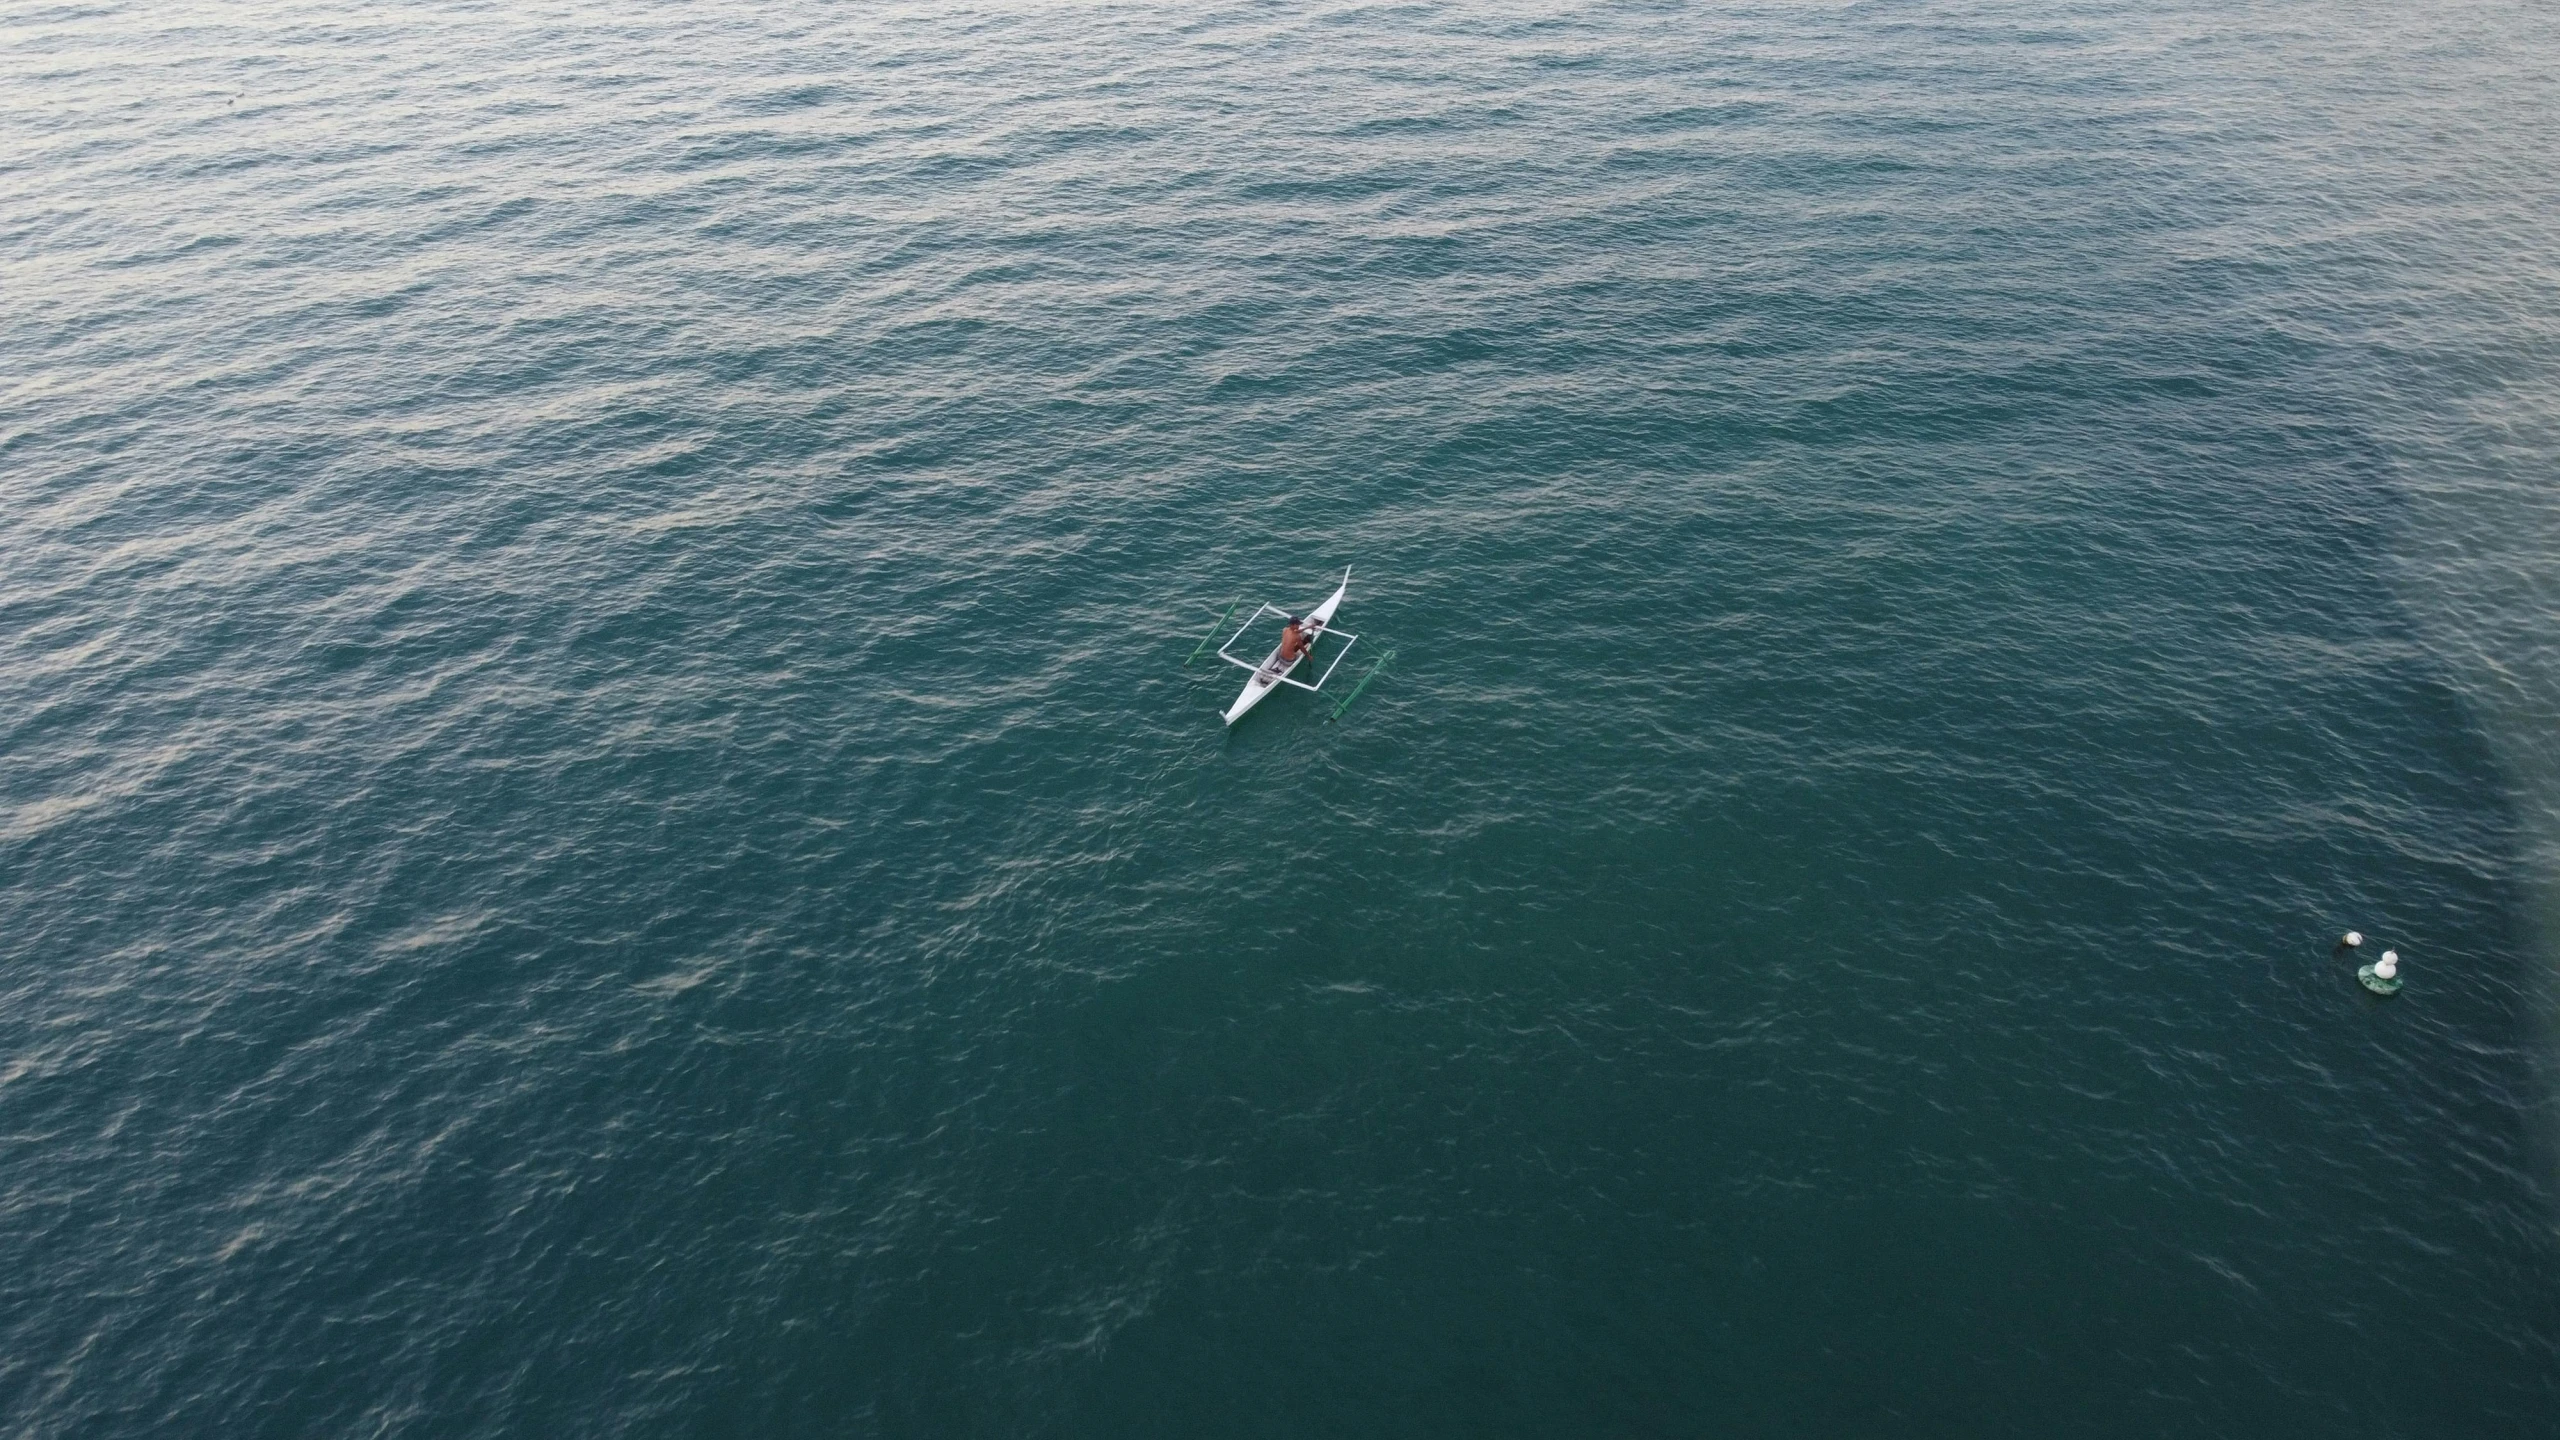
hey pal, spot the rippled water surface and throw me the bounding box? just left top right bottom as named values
left=7, top=1, right=2560, bottom=1435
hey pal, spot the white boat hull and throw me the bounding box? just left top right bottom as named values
left=1223, top=572, right=1349, bottom=725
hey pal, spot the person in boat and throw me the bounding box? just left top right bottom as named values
left=1278, top=614, right=1313, bottom=664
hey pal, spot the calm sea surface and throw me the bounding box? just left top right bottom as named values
left=6, top=1, right=2559, bottom=1435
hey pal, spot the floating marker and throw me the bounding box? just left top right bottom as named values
left=1327, top=648, right=1394, bottom=723
left=2340, top=931, right=2363, bottom=950
left=2359, top=948, right=2403, bottom=996
left=1184, top=596, right=1242, bottom=668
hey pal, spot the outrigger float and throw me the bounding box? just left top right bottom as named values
left=1209, top=567, right=1359, bottom=726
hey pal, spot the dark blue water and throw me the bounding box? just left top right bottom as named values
left=7, top=1, right=2559, bottom=1435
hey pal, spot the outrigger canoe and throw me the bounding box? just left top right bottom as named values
left=1218, top=568, right=1356, bottom=725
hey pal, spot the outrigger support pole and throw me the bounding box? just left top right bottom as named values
left=1327, top=649, right=1394, bottom=722
left=1185, top=596, right=1242, bottom=667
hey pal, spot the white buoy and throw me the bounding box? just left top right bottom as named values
left=2358, top=948, right=2403, bottom=996
left=2341, top=931, right=2363, bottom=949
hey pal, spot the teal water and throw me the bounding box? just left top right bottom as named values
left=7, top=1, right=2560, bottom=1434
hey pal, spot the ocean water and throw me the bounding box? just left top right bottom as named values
left=5, top=0, right=2559, bottom=1435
